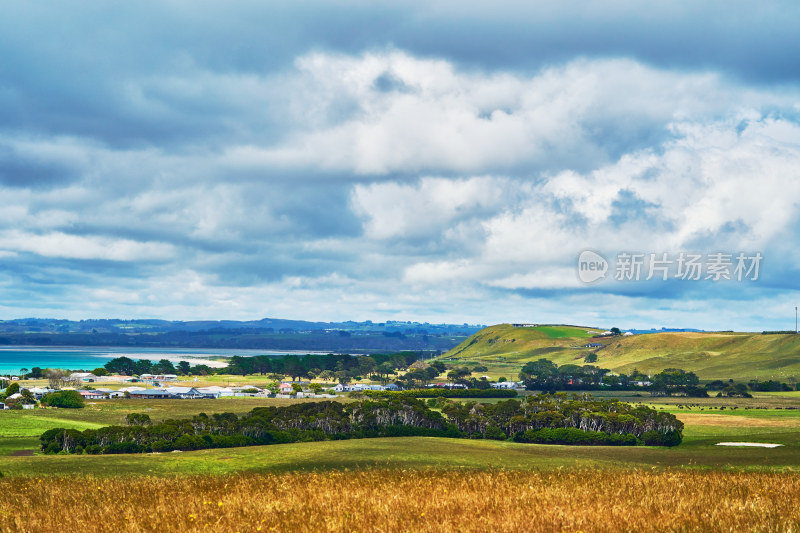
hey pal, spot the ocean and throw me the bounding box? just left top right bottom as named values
left=0, top=347, right=320, bottom=375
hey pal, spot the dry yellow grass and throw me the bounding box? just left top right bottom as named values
left=676, top=413, right=800, bottom=428
left=1, top=468, right=799, bottom=532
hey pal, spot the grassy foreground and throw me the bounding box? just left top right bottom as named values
left=2, top=395, right=800, bottom=531
left=1, top=469, right=799, bottom=532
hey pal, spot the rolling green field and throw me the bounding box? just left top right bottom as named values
left=2, top=393, right=800, bottom=477
left=3, top=394, right=800, bottom=531
left=443, top=324, right=800, bottom=381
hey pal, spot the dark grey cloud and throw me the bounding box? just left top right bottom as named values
left=0, top=145, right=79, bottom=188
left=2, top=1, right=798, bottom=149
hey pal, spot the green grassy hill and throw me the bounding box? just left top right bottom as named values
left=442, top=324, right=800, bottom=381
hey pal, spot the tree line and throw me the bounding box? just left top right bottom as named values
left=40, top=394, right=682, bottom=455
left=518, top=359, right=798, bottom=397
left=101, top=353, right=502, bottom=389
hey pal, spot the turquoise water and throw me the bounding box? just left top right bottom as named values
left=0, top=347, right=315, bottom=374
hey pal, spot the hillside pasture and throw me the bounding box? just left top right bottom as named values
left=443, top=325, right=800, bottom=381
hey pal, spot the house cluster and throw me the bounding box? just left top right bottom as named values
left=69, top=372, right=140, bottom=383
left=121, top=385, right=275, bottom=399
left=490, top=381, right=520, bottom=389
left=331, top=383, right=401, bottom=393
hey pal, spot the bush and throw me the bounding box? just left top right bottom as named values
left=641, top=430, right=682, bottom=447
left=41, top=390, right=84, bottom=409
left=516, top=428, right=640, bottom=446
left=484, top=426, right=507, bottom=440
left=3, top=382, right=20, bottom=398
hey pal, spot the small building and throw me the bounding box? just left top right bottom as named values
left=350, top=384, right=385, bottom=391
left=491, top=381, right=517, bottom=389
left=119, top=386, right=146, bottom=393
left=585, top=343, right=604, bottom=348
left=162, top=386, right=204, bottom=399
left=28, top=387, right=53, bottom=399
left=129, top=389, right=172, bottom=399
left=196, top=386, right=235, bottom=398
left=78, top=390, right=105, bottom=400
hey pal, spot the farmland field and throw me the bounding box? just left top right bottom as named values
left=2, top=393, right=800, bottom=530
left=2, top=469, right=799, bottom=532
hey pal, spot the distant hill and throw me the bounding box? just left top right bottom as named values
left=0, top=317, right=485, bottom=353
left=442, top=324, right=800, bottom=381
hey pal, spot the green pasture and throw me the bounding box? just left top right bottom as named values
left=1, top=393, right=800, bottom=477
left=443, top=324, right=800, bottom=381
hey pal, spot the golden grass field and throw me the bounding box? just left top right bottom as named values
left=1, top=468, right=799, bottom=532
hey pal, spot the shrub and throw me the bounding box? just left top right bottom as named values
left=641, top=430, right=682, bottom=447
left=516, top=428, right=640, bottom=446
left=2, top=382, right=20, bottom=398
left=484, top=426, right=507, bottom=440
left=41, top=390, right=85, bottom=409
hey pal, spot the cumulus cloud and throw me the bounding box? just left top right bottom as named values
left=0, top=230, right=176, bottom=262
left=235, top=51, right=792, bottom=178
left=1, top=13, right=800, bottom=330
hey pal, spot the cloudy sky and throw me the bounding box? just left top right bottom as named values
left=1, top=1, right=800, bottom=330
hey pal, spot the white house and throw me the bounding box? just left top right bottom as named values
left=350, top=384, right=385, bottom=391
left=491, top=381, right=517, bottom=389
left=78, top=390, right=105, bottom=400
left=162, top=386, right=204, bottom=399
left=119, top=386, right=146, bottom=393
left=28, top=387, right=53, bottom=399
left=196, top=386, right=237, bottom=398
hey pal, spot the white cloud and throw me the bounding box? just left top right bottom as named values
left=351, top=176, right=511, bottom=240
left=395, top=114, right=800, bottom=292
left=0, top=230, right=176, bottom=262
left=232, top=51, right=793, bottom=176
left=2, top=48, right=800, bottom=330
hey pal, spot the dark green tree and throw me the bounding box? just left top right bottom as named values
left=177, top=361, right=192, bottom=375
left=104, top=357, right=136, bottom=375
left=42, top=390, right=85, bottom=409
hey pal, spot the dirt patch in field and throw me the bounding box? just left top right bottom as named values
left=8, top=449, right=35, bottom=456
left=677, top=413, right=800, bottom=428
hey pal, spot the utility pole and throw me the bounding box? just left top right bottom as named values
left=796, top=306, right=798, bottom=334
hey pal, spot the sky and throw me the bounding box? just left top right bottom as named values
left=1, top=0, right=800, bottom=330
